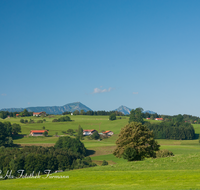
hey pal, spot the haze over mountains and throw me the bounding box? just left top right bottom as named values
left=1, top=102, right=156, bottom=115
left=0, top=102, right=92, bottom=115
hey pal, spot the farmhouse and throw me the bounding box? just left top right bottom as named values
left=33, top=112, right=46, bottom=116
left=155, top=118, right=163, bottom=121
left=103, top=130, right=114, bottom=136
left=30, top=130, right=48, bottom=136
left=83, top=129, right=97, bottom=136
left=146, top=118, right=150, bottom=120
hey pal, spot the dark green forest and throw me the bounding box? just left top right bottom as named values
left=145, top=121, right=195, bottom=140
left=0, top=136, right=96, bottom=178
left=130, top=108, right=196, bottom=140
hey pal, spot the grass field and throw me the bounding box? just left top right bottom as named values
left=1, top=115, right=200, bottom=189
left=1, top=154, right=200, bottom=190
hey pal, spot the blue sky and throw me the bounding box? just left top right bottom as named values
left=1, top=0, right=200, bottom=116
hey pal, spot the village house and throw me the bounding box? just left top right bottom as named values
left=83, top=129, right=97, bottom=136
left=33, top=112, right=46, bottom=117
left=103, top=130, right=114, bottom=136
left=155, top=118, right=163, bottom=121
left=30, top=130, right=48, bottom=136
left=146, top=118, right=150, bottom=120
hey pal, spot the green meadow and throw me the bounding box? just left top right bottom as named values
left=1, top=115, right=200, bottom=189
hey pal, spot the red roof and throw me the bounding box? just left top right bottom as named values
left=83, top=129, right=95, bottom=132
left=33, top=112, right=44, bottom=115
left=103, top=130, right=111, bottom=134
left=16, top=114, right=19, bottom=116
left=30, top=130, right=48, bottom=133
left=155, top=118, right=163, bottom=120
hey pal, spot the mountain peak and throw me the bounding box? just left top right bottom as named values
left=114, top=105, right=132, bottom=115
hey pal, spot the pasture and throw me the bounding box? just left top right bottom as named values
left=1, top=115, right=200, bottom=189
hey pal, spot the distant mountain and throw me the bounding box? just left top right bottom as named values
left=114, top=106, right=157, bottom=115
left=143, top=110, right=156, bottom=114
left=1, top=102, right=92, bottom=115
left=114, top=105, right=132, bottom=115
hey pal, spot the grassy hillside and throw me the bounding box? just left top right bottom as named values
left=1, top=154, right=200, bottom=190
left=1, top=115, right=200, bottom=189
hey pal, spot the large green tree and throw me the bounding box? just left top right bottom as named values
left=113, top=122, right=160, bottom=161
left=129, top=108, right=144, bottom=124
left=12, top=123, right=21, bottom=135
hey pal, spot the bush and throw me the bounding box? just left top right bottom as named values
left=20, top=119, right=24, bottom=123
left=29, top=119, right=35, bottom=124
left=109, top=113, right=116, bottom=121
left=101, top=160, right=108, bottom=166
left=91, top=131, right=100, bottom=140
left=37, top=120, right=43, bottom=123
left=156, top=149, right=174, bottom=158
left=67, top=129, right=74, bottom=136
left=52, top=119, right=58, bottom=122
left=43, top=131, right=48, bottom=137
left=57, top=116, right=71, bottom=122
left=52, top=116, right=71, bottom=122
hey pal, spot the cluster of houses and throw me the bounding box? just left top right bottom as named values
left=30, top=129, right=114, bottom=137
left=16, top=112, right=47, bottom=117
left=33, top=112, right=46, bottom=116
left=83, top=129, right=113, bottom=136
left=146, top=118, right=163, bottom=121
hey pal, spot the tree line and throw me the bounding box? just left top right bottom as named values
left=0, top=109, right=33, bottom=119
left=63, top=110, right=124, bottom=116
left=145, top=121, right=195, bottom=140
left=129, top=108, right=196, bottom=140
left=0, top=136, right=96, bottom=178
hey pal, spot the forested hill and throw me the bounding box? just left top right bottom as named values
left=0, top=102, right=92, bottom=115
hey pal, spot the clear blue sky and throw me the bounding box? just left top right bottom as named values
left=1, top=0, right=200, bottom=116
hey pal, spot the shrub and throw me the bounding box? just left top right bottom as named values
left=91, top=131, right=100, bottom=140
left=67, top=129, right=74, bottom=136
left=20, top=119, right=24, bottom=123
left=43, top=131, right=48, bottom=137
left=52, top=119, right=58, bottom=122
left=29, top=119, right=35, bottom=124
left=57, top=116, right=71, bottom=122
left=109, top=113, right=116, bottom=121
left=156, top=149, right=174, bottom=158
left=101, top=160, right=108, bottom=166
left=37, top=120, right=43, bottom=123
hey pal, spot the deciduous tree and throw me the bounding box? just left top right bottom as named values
left=113, top=122, right=160, bottom=161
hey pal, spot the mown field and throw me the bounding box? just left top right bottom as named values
left=1, top=115, right=200, bottom=189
